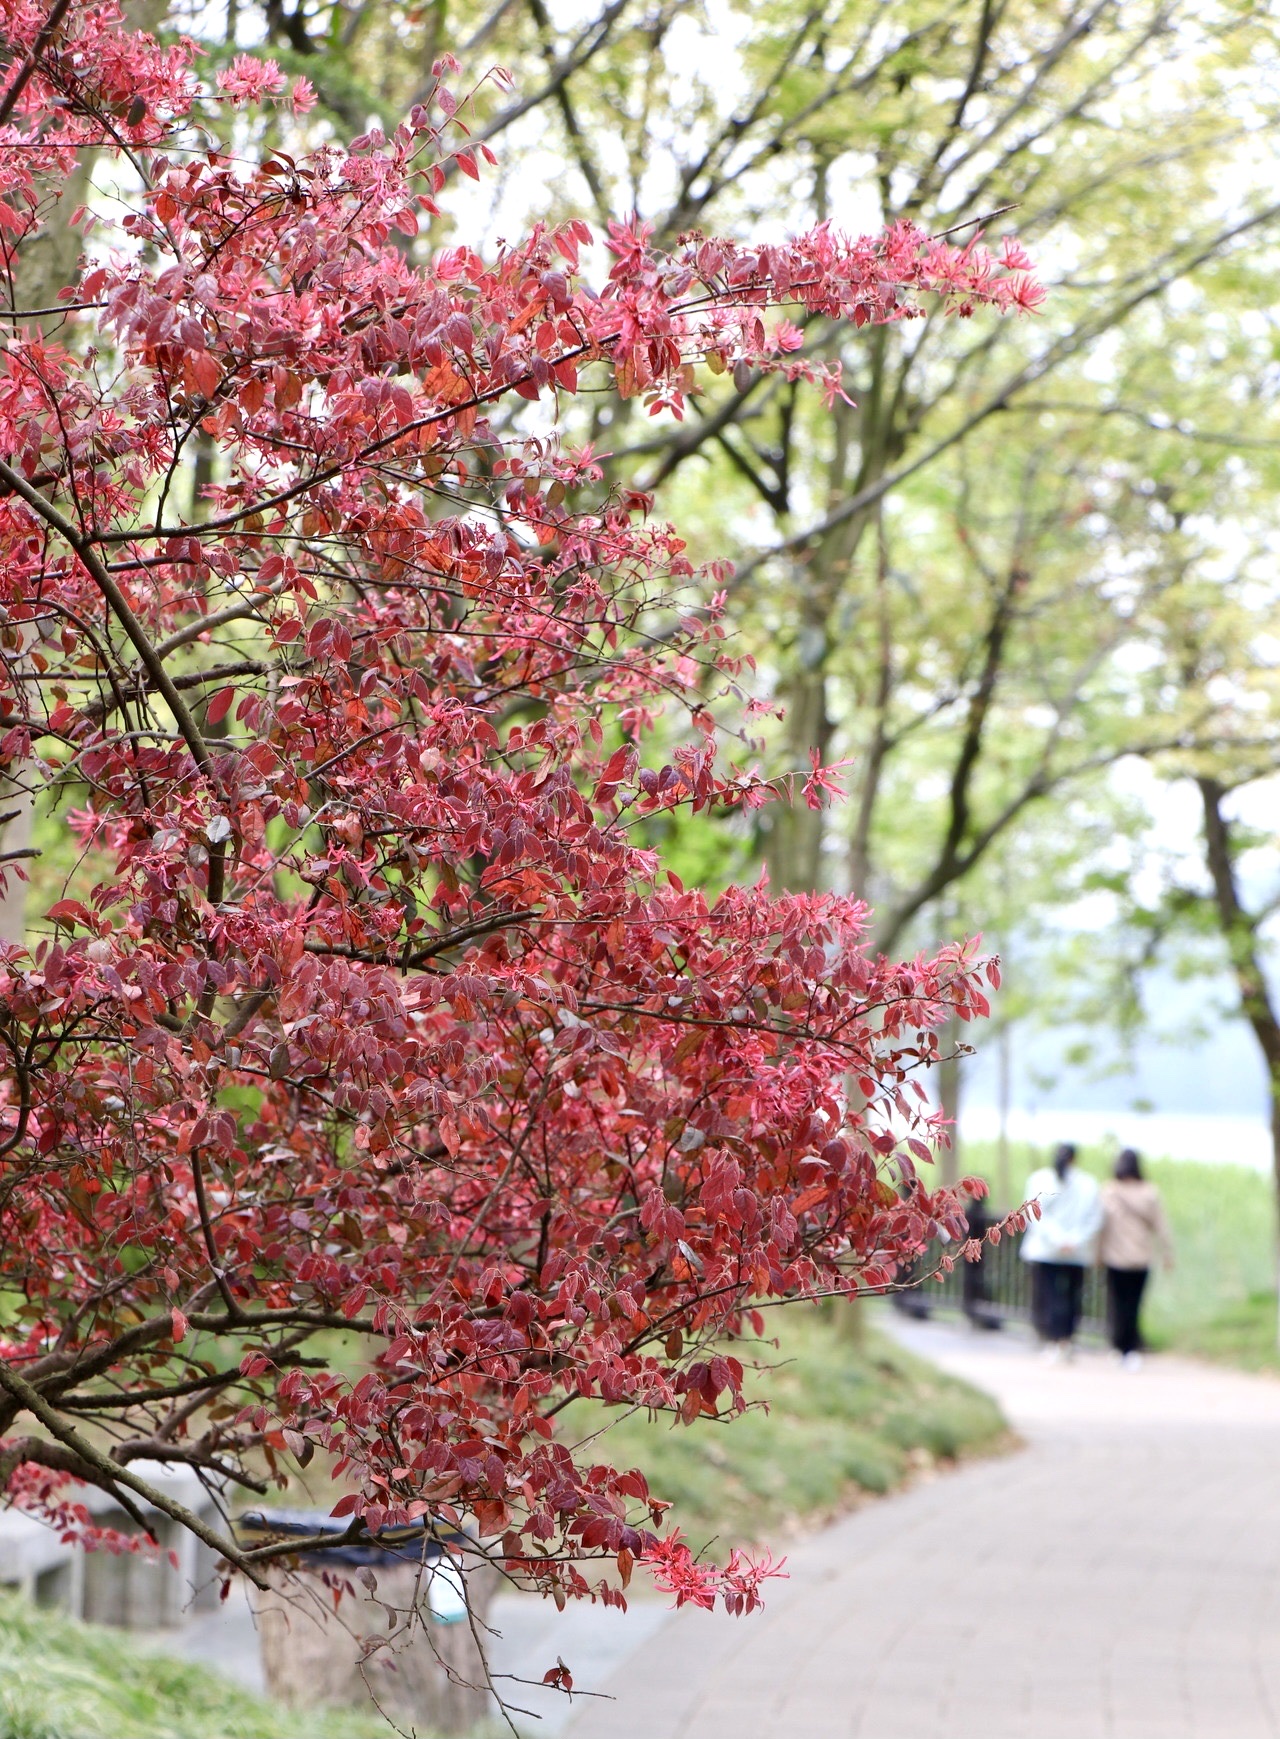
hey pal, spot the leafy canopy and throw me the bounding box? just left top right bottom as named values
left=0, top=0, right=1029, bottom=1632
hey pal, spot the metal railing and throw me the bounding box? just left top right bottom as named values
left=896, top=1229, right=1109, bottom=1339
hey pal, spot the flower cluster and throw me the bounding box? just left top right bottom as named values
left=215, top=54, right=287, bottom=104
left=644, top=1531, right=788, bottom=1615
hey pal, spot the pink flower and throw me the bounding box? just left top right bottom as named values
left=803, top=749, right=852, bottom=810
left=216, top=55, right=287, bottom=106
left=642, top=1531, right=788, bottom=1614
left=1004, top=273, right=1047, bottom=314
left=290, top=76, right=318, bottom=115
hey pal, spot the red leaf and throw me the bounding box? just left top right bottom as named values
left=47, top=900, right=89, bottom=926
left=0, top=24, right=1042, bottom=1620
left=191, top=350, right=221, bottom=399
left=206, top=685, right=235, bottom=724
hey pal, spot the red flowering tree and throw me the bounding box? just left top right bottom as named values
left=0, top=0, right=1030, bottom=1637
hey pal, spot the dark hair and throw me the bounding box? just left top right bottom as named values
left=1114, top=1147, right=1143, bottom=1181
left=1052, top=1142, right=1077, bottom=1180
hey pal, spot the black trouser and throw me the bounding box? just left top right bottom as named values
left=1030, top=1261, right=1085, bottom=1342
left=1106, top=1266, right=1149, bottom=1356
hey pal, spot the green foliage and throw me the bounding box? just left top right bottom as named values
left=582, top=1310, right=1006, bottom=1552
left=629, top=802, right=754, bottom=901
left=1171, top=1292, right=1280, bottom=1373
left=0, top=1593, right=387, bottom=1739
left=19, top=796, right=103, bottom=932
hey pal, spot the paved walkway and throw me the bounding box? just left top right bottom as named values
left=558, top=1316, right=1280, bottom=1739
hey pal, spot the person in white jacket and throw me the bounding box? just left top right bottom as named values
left=1020, top=1143, right=1103, bottom=1351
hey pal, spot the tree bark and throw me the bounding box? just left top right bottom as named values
left=936, top=1012, right=963, bottom=1188
left=767, top=631, right=834, bottom=892
left=767, top=335, right=894, bottom=894
left=848, top=511, right=893, bottom=905
left=1196, top=776, right=1280, bottom=1346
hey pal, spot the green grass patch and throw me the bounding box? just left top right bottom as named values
left=1163, top=1290, right=1280, bottom=1371
left=961, top=1138, right=1279, bottom=1369
left=574, top=1307, right=1007, bottom=1554
left=0, top=1592, right=388, bottom=1739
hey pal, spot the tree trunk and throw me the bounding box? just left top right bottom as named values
left=767, top=335, right=893, bottom=895
left=767, top=645, right=832, bottom=892
left=936, top=1013, right=962, bottom=1189
left=0, top=795, right=34, bottom=944
left=12, top=157, right=95, bottom=335
left=1272, top=1088, right=1280, bottom=1354
left=848, top=511, right=892, bottom=905
left=1197, top=776, right=1280, bottom=1346
left=765, top=503, right=879, bottom=893
left=1, top=139, right=85, bottom=941
left=996, top=1013, right=1013, bottom=1213
left=11, top=0, right=167, bottom=325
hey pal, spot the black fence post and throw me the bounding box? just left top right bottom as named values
left=902, top=1231, right=1108, bottom=1339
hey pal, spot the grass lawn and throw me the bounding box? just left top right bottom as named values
left=264, top=1311, right=1009, bottom=1559
left=0, top=1593, right=389, bottom=1739
left=572, top=1306, right=1008, bottom=1556
left=0, top=1315, right=1006, bottom=1737
left=959, top=1138, right=1280, bottom=1370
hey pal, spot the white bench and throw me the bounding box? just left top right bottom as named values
left=0, top=1460, right=223, bottom=1627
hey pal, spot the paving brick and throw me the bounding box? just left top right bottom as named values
left=566, top=1320, right=1280, bottom=1739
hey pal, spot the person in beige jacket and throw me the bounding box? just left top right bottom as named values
left=1100, top=1148, right=1173, bottom=1364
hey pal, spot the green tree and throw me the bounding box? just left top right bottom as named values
left=147, top=0, right=1280, bottom=919
left=68, top=3, right=1277, bottom=1200
left=328, top=0, right=1280, bottom=1271
left=1000, top=275, right=1280, bottom=1324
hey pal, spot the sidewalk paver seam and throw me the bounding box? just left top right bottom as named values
left=563, top=1319, right=1280, bottom=1739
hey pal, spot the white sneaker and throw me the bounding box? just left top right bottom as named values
left=1122, top=1351, right=1143, bottom=1371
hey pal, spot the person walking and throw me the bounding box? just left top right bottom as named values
left=1100, top=1147, right=1173, bottom=1366
left=1020, top=1142, right=1103, bottom=1356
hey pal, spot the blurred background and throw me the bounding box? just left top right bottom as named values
left=60, top=0, right=1280, bottom=1365
left=8, top=1, right=1280, bottom=1733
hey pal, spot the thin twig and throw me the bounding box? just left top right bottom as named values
left=0, top=0, right=74, bottom=126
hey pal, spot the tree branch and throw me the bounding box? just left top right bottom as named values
left=731, top=193, right=1280, bottom=591
left=0, top=1357, right=265, bottom=1586
left=0, top=455, right=228, bottom=903
left=0, top=0, right=74, bottom=125
left=1197, top=775, right=1280, bottom=1076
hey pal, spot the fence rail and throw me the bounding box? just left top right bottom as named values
left=897, top=1231, right=1109, bottom=1339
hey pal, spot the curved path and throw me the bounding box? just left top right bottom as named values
left=556, top=1317, right=1280, bottom=1739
